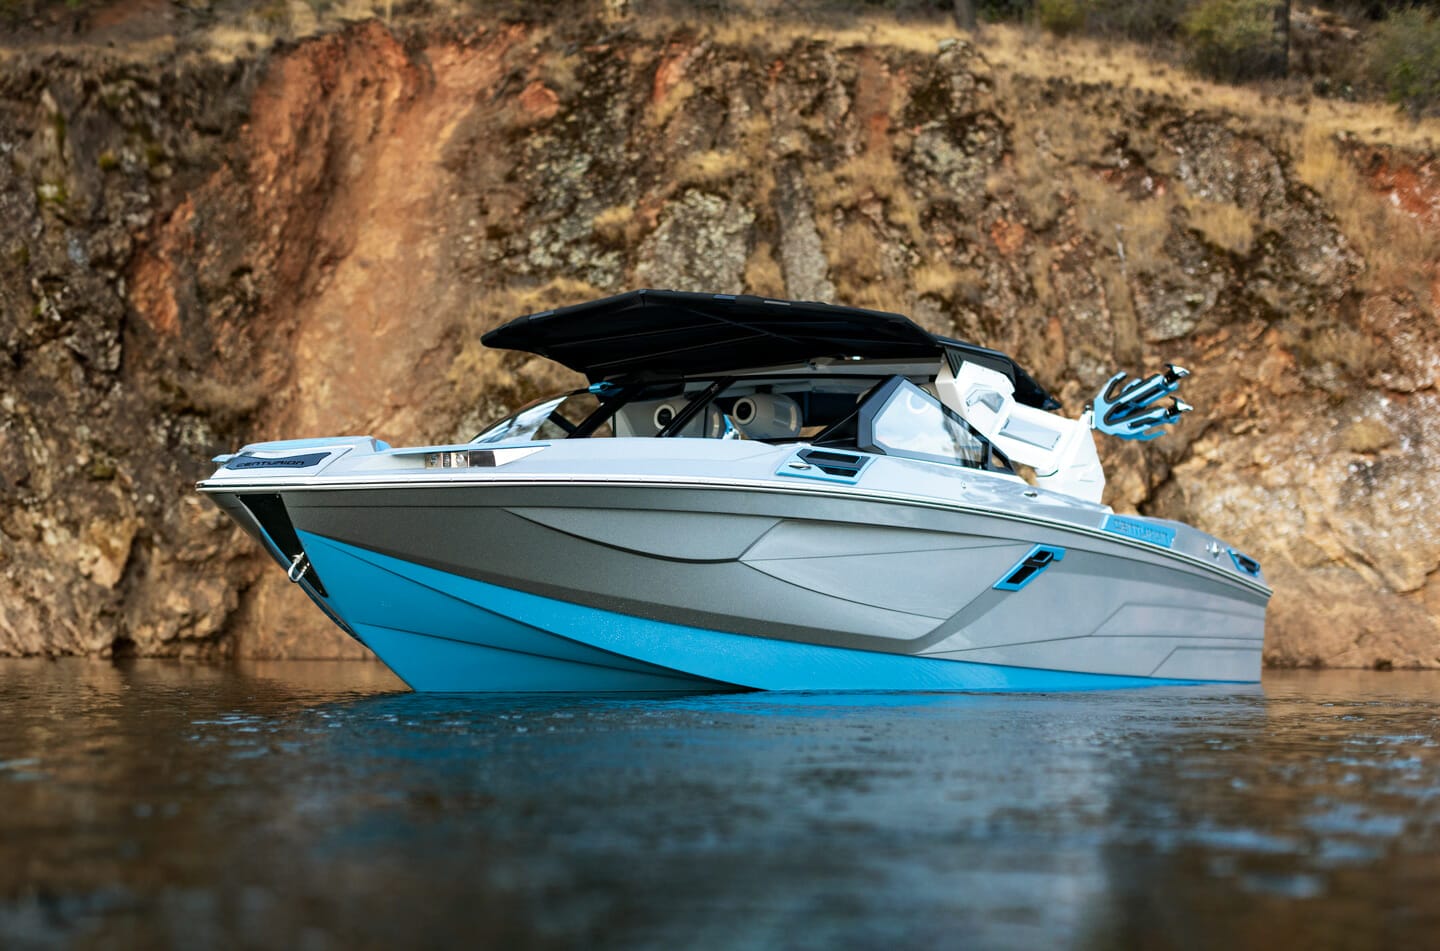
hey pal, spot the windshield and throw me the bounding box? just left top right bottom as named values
left=469, top=375, right=1009, bottom=473
left=858, top=377, right=1003, bottom=471
left=471, top=391, right=610, bottom=445
left=470, top=379, right=876, bottom=446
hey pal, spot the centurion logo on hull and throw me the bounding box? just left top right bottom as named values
left=1102, top=514, right=1177, bottom=548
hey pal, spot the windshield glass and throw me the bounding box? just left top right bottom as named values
left=859, top=377, right=997, bottom=470
left=471, top=391, right=610, bottom=445
left=470, top=378, right=883, bottom=446
left=467, top=375, right=1003, bottom=468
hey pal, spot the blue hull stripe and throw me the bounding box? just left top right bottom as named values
left=352, top=623, right=725, bottom=692
left=299, top=531, right=1208, bottom=693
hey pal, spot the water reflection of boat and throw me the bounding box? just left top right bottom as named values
left=198, top=290, right=1269, bottom=692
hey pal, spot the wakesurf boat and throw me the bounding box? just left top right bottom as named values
left=198, top=290, right=1269, bottom=691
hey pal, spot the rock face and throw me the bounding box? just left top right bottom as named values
left=0, top=16, right=1437, bottom=666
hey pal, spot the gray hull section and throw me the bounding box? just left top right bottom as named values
left=277, top=482, right=1266, bottom=682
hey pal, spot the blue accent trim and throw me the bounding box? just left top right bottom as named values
left=587, top=381, right=623, bottom=398
left=1102, top=514, right=1176, bottom=549
left=296, top=531, right=1226, bottom=693
left=992, top=544, right=1066, bottom=591
left=1229, top=549, right=1262, bottom=578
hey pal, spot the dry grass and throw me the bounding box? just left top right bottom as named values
left=811, top=203, right=908, bottom=310
left=846, top=280, right=909, bottom=313
left=648, top=78, right=695, bottom=128
left=27, top=4, right=1428, bottom=154
left=1293, top=323, right=1388, bottom=381
left=625, top=13, right=1438, bottom=153
left=636, top=15, right=955, bottom=55
left=1292, top=125, right=1440, bottom=294
left=813, top=150, right=925, bottom=245
left=1178, top=194, right=1257, bottom=256
left=1068, top=172, right=1175, bottom=264
left=591, top=203, right=641, bottom=246
left=744, top=241, right=786, bottom=297
left=911, top=261, right=967, bottom=299
left=817, top=217, right=885, bottom=292
left=203, top=25, right=278, bottom=62
left=813, top=151, right=892, bottom=210
left=474, top=276, right=601, bottom=329
left=1339, top=418, right=1396, bottom=454
left=447, top=276, right=598, bottom=404
left=983, top=23, right=1439, bottom=151
left=737, top=113, right=778, bottom=216
left=673, top=149, right=746, bottom=187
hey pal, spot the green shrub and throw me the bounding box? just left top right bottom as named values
left=1368, top=9, right=1440, bottom=120
left=1037, top=0, right=1084, bottom=35
left=1183, top=0, right=1284, bottom=82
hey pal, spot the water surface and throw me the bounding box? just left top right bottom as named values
left=2, top=661, right=1438, bottom=948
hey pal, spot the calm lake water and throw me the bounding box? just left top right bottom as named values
left=1, top=661, right=1438, bottom=949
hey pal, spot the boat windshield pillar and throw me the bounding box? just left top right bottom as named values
left=656, top=377, right=735, bottom=438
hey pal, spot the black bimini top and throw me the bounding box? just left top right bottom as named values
left=481, top=289, right=1058, bottom=409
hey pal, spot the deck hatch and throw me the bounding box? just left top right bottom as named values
left=778, top=448, right=873, bottom=483
left=993, top=544, right=1066, bottom=592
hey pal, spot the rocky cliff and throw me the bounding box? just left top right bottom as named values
left=1, top=10, right=1437, bottom=666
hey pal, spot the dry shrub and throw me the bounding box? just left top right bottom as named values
left=813, top=209, right=906, bottom=309
left=1291, top=323, right=1386, bottom=382
left=635, top=15, right=951, bottom=55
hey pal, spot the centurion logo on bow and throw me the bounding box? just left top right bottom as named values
left=198, top=290, right=1269, bottom=693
